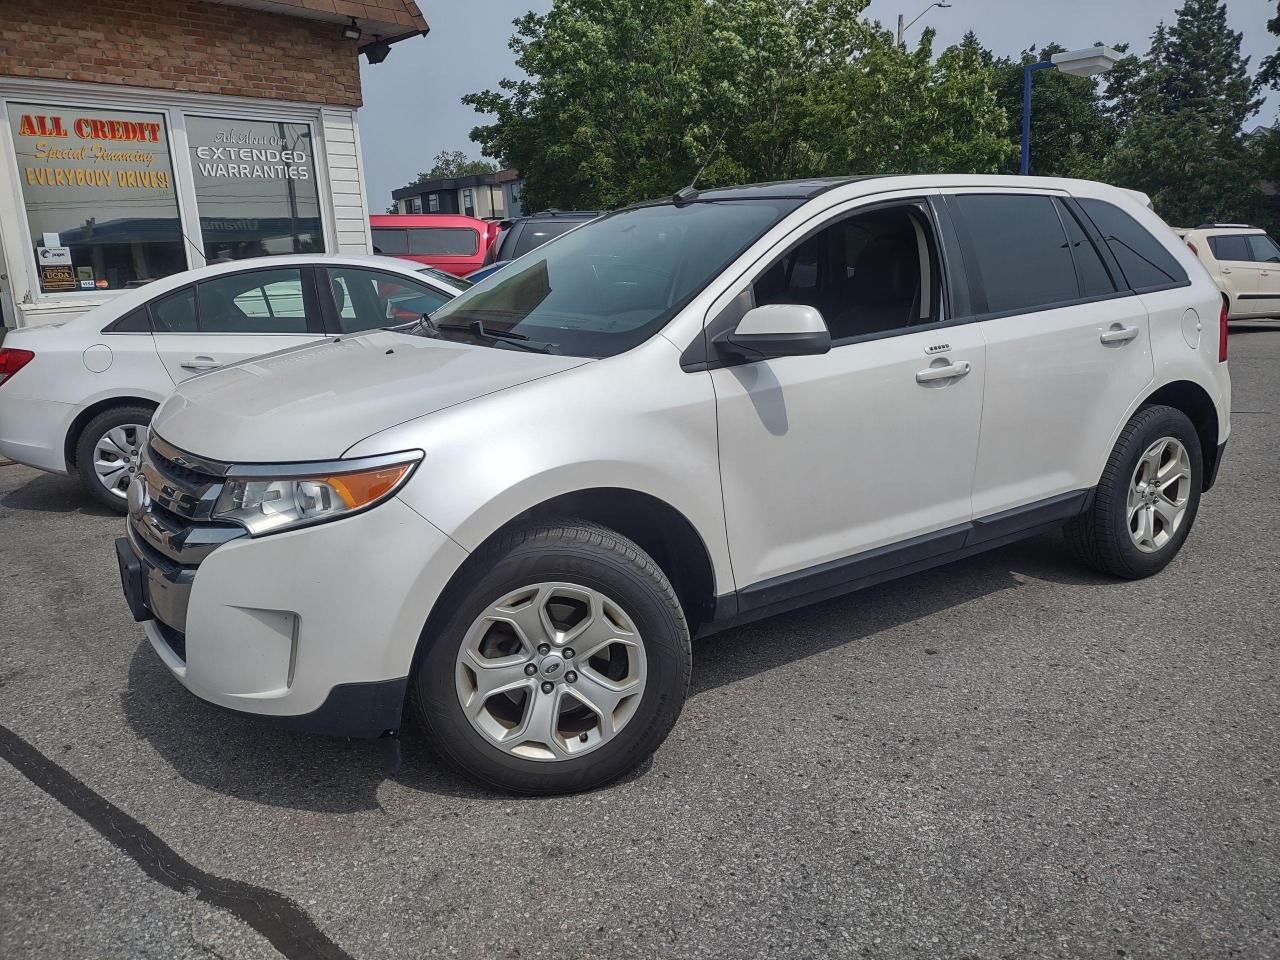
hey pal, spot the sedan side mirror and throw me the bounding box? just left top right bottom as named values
left=715, top=303, right=831, bottom=360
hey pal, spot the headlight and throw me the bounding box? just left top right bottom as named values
left=212, top=451, right=422, bottom=536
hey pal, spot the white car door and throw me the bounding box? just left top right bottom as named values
left=712, top=196, right=985, bottom=597
left=149, top=265, right=324, bottom=383
left=943, top=191, right=1157, bottom=517
left=1207, top=234, right=1260, bottom=313
left=1245, top=234, right=1280, bottom=316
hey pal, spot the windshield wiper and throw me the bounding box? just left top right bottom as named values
left=434, top=319, right=561, bottom=355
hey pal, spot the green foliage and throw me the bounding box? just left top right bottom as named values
left=465, top=0, right=1011, bottom=211
left=413, top=149, right=498, bottom=185
left=464, top=0, right=1275, bottom=230
left=1104, top=0, right=1264, bottom=227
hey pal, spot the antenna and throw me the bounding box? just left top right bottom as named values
left=673, top=129, right=727, bottom=205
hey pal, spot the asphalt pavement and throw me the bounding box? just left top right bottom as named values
left=1, top=325, right=1277, bottom=960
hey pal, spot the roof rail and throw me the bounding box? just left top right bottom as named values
left=1195, top=222, right=1256, bottom=229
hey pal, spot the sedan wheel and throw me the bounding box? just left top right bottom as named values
left=92, top=423, right=147, bottom=501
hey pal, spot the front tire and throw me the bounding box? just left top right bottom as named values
left=74, top=405, right=153, bottom=512
left=412, top=521, right=691, bottom=795
left=1065, top=404, right=1202, bottom=579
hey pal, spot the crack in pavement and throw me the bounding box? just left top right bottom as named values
left=0, top=723, right=357, bottom=960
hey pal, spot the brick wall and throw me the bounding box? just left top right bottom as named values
left=0, top=0, right=362, bottom=107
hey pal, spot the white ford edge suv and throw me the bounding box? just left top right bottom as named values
left=115, top=175, right=1231, bottom=794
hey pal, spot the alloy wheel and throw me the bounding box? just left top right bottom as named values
left=454, top=582, right=647, bottom=761
left=1127, top=436, right=1192, bottom=554
left=92, top=423, right=147, bottom=500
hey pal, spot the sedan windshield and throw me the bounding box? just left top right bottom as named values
left=414, top=199, right=800, bottom=358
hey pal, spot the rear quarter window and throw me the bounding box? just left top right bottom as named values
left=1077, top=198, right=1188, bottom=292
left=371, top=228, right=409, bottom=255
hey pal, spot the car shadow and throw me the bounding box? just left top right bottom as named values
left=0, top=470, right=118, bottom=517
left=121, top=531, right=1111, bottom=810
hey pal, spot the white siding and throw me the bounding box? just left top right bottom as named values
left=322, top=108, right=372, bottom=255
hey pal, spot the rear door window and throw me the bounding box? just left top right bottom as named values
left=196, top=268, right=311, bottom=333
left=408, top=228, right=479, bottom=257
left=1077, top=198, right=1188, bottom=291
left=1058, top=201, right=1117, bottom=298
left=1208, top=235, right=1251, bottom=262
left=149, top=287, right=197, bottom=332
left=953, top=194, right=1079, bottom=313
left=1246, top=234, right=1280, bottom=263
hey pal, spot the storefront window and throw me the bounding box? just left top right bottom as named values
left=7, top=103, right=186, bottom=292
left=186, top=116, right=324, bottom=262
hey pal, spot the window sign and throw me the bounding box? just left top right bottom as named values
left=8, top=104, right=187, bottom=292
left=186, top=116, right=324, bottom=262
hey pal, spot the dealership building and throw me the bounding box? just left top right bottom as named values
left=0, top=0, right=427, bottom=330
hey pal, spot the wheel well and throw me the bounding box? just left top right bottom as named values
left=64, top=397, right=157, bottom=469
left=1141, top=380, right=1219, bottom=489
left=453, top=489, right=718, bottom=637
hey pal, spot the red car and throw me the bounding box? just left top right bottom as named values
left=370, top=214, right=500, bottom=277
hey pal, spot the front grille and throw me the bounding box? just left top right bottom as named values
left=149, top=442, right=221, bottom=487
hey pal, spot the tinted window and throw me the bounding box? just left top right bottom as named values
left=197, top=268, right=309, bottom=333
left=371, top=228, right=409, bottom=255
left=511, top=220, right=583, bottom=258
left=424, top=199, right=800, bottom=358
left=408, top=227, right=478, bottom=257
left=107, top=306, right=152, bottom=333
left=1059, top=202, right=1117, bottom=297
left=955, top=194, right=1078, bottom=312
left=150, top=287, right=197, bottom=332
left=1208, top=235, right=1250, bottom=262
left=1246, top=234, right=1280, bottom=263
left=325, top=267, right=452, bottom=333
left=754, top=205, right=943, bottom=340
left=1078, top=198, right=1187, bottom=291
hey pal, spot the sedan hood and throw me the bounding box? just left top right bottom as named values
left=152, top=331, right=589, bottom=463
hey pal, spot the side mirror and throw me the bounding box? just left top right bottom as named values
left=716, top=303, right=831, bottom=360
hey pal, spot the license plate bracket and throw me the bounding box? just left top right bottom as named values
left=115, top=537, right=152, bottom=623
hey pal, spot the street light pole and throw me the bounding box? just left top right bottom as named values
left=1020, top=61, right=1055, bottom=176
left=1019, top=46, right=1123, bottom=176
left=897, top=2, right=951, bottom=47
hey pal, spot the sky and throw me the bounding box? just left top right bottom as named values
left=357, top=0, right=1280, bottom=211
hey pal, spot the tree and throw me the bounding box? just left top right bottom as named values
left=1259, top=1, right=1279, bottom=91
left=990, top=41, right=1119, bottom=179
left=465, top=0, right=1010, bottom=211
left=1104, top=0, right=1264, bottom=226
left=413, top=149, right=497, bottom=185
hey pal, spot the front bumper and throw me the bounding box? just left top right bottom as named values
left=119, top=438, right=468, bottom=738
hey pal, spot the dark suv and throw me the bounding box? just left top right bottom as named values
left=469, top=210, right=600, bottom=280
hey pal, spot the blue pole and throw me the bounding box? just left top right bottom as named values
left=1020, top=61, right=1054, bottom=176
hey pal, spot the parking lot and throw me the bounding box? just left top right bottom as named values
left=0, top=324, right=1275, bottom=960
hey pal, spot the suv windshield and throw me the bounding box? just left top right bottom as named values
left=414, top=199, right=800, bottom=358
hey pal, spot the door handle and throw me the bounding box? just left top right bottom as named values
left=179, top=356, right=219, bottom=371
left=1099, top=324, right=1139, bottom=345
left=915, top=360, right=971, bottom=384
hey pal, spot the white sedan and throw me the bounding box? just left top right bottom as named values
left=0, top=254, right=466, bottom=510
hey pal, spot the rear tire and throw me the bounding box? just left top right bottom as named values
left=1065, top=405, right=1202, bottom=579
left=412, top=520, right=691, bottom=795
left=74, top=405, right=153, bottom=512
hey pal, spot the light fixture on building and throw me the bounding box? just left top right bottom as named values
left=342, top=18, right=362, bottom=41
left=363, top=39, right=392, bottom=64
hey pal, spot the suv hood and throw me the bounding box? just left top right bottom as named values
left=151, top=330, right=589, bottom=463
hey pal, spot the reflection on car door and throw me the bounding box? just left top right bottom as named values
left=713, top=196, right=986, bottom=595
left=150, top=266, right=324, bottom=383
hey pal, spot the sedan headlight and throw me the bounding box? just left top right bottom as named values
left=213, top=452, right=422, bottom=536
